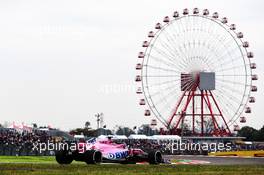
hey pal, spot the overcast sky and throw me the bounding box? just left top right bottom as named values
left=0, top=0, right=263, bottom=131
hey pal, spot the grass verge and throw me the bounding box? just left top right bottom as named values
left=0, top=156, right=263, bottom=175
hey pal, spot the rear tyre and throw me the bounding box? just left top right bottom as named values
left=84, top=150, right=102, bottom=164
left=55, top=150, right=73, bottom=164
left=148, top=150, right=162, bottom=164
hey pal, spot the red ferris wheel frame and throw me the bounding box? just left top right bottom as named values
left=167, top=75, right=231, bottom=136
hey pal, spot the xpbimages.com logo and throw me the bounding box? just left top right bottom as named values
left=169, top=141, right=232, bottom=153
left=32, top=141, right=91, bottom=153
left=32, top=140, right=232, bottom=154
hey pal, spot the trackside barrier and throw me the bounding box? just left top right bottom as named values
left=208, top=150, right=264, bottom=157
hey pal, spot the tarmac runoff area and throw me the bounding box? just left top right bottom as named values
left=165, top=155, right=264, bottom=165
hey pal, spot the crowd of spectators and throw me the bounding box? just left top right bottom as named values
left=0, top=127, right=264, bottom=156
left=117, top=139, right=264, bottom=155
left=0, top=128, right=52, bottom=156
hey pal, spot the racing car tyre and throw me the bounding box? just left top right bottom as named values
left=148, top=150, right=162, bottom=164
left=55, top=150, right=73, bottom=164
left=84, top=150, right=102, bottom=164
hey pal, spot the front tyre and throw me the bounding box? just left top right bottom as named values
left=55, top=150, right=73, bottom=164
left=148, top=150, right=162, bottom=164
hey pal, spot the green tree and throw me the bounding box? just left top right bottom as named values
left=237, top=126, right=258, bottom=140
left=137, top=124, right=158, bottom=136
left=96, top=128, right=112, bottom=136
left=255, top=125, right=264, bottom=141
left=85, top=121, right=91, bottom=129
left=69, top=128, right=97, bottom=137
left=115, top=126, right=135, bottom=136
left=32, top=123, right=38, bottom=128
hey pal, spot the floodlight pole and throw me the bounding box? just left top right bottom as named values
left=95, top=113, right=103, bottom=129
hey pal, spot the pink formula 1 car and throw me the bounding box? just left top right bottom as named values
left=55, top=138, right=162, bottom=165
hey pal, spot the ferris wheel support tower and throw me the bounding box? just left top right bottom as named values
left=167, top=72, right=231, bottom=136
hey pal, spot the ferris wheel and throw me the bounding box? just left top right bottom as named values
left=135, top=8, right=257, bottom=136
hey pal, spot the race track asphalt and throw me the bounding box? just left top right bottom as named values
left=165, top=155, right=264, bottom=165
